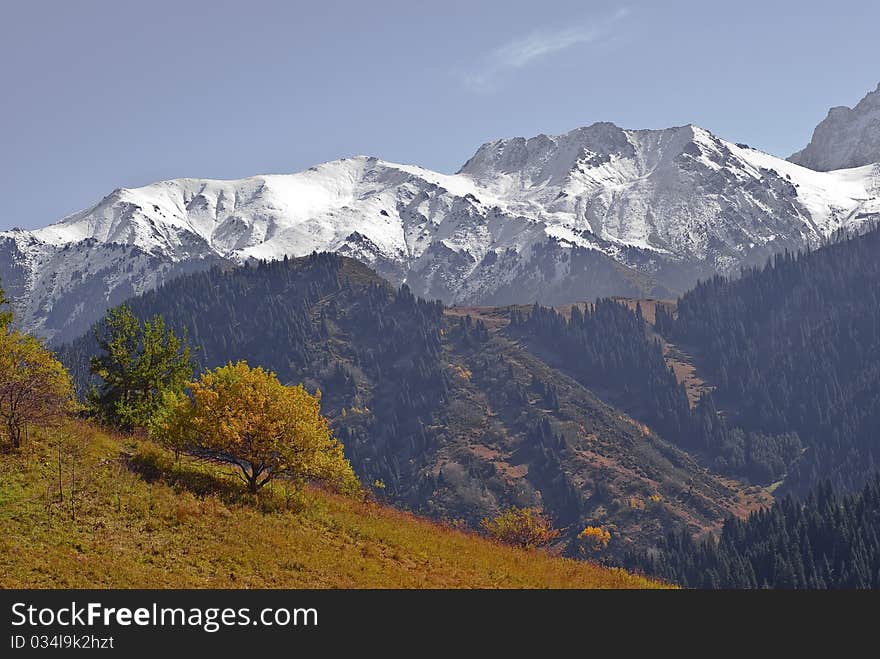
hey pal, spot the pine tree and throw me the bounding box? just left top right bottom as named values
left=89, top=305, right=193, bottom=430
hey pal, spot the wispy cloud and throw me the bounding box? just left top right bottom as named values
left=463, top=8, right=630, bottom=93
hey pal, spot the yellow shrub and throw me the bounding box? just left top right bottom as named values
left=481, top=507, right=560, bottom=549
left=578, top=525, right=611, bottom=551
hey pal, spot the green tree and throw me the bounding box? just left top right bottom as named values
left=89, top=305, right=192, bottom=430
left=150, top=361, right=359, bottom=494
left=0, top=330, right=74, bottom=448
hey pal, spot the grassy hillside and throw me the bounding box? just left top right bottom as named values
left=0, top=420, right=664, bottom=589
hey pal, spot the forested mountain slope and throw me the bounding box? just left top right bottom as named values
left=655, top=224, right=880, bottom=496
left=629, top=476, right=880, bottom=589
left=58, top=253, right=765, bottom=557
left=508, top=301, right=802, bottom=485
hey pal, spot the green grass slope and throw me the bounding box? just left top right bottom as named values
left=0, top=421, right=664, bottom=589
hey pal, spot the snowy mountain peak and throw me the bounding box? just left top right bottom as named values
left=460, top=122, right=631, bottom=183
left=789, top=83, right=880, bottom=171
left=458, top=122, right=737, bottom=189
left=3, top=120, right=879, bottom=344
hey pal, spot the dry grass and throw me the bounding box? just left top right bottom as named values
left=0, top=420, right=666, bottom=589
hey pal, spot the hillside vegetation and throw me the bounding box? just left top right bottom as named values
left=0, top=420, right=663, bottom=589
left=58, top=254, right=766, bottom=558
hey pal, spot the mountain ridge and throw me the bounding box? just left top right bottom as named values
left=4, top=117, right=880, bottom=343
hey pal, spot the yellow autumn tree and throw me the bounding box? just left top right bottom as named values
left=480, top=507, right=560, bottom=549
left=0, top=329, right=74, bottom=448
left=578, top=525, right=612, bottom=552
left=0, top=281, right=12, bottom=330
left=150, top=361, right=359, bottom=494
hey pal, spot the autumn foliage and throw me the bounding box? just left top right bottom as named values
left=0, top=285, right=74, bottom=448
left=481, top=507, right=560, bottom=549
left=578, top=526, right=612, bottom=552
left=151, top=361, right=359, bottom=494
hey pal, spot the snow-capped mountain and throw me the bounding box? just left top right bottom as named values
left=3, top=122, right=879, bottom=343
left=790, top=83, right=880, bottom=171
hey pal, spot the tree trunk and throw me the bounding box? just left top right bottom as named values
left=9, top=421, right=21, bottom=449
left=57, top=442, right=63, bottom=502
left=237, top=462, right=267, bottom=494
left=71, top=458, right=76, bottom=522
left=247, top=473, right=259, bottom=494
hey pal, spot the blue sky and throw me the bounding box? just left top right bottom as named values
left=2, top=0, right=878, bottom=230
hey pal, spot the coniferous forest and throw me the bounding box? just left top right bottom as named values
left=510, top=300, right=802, bottom=484
left=655, top=225, right=880, bottom=496
left=629, top=476, right=880, bottom=588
